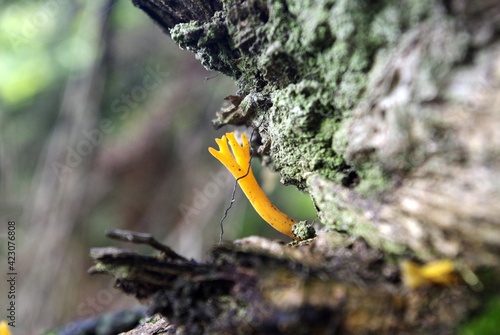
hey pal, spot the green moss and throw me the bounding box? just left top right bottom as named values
left=252, top=0, right=438, bottom=188
left=267, top=80, right=348, bottom=188
left=171, top=0, right=444, bottom=190
left=318, top=195, right=406, bottom=254
left=170, top=13, right=241, bottom=78
left=169, top=0, right=445, bottom=234
left=314, top=190, right=371, bottom=245
left=306, top=174, right=407, bottom=254
left=292, top=220, right=316, bottom=240
left=355, top=164, right=391, bottom=195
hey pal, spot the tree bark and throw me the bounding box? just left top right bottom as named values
left=132, top=0, right=500, bottom=265
left=92, top=0, right=500, bottom=333
left=90, top=230, right=476, bottom=335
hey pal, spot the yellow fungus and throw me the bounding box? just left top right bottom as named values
left=400, top=259, right=457, bottom=289
left=0, top=321, right=11, bottom=335
left=209, top=132, right=309, bottom=240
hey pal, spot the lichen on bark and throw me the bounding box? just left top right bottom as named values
left=169, top=0, right=447, bottom=190
left=100, top=1, right=500, bottom=333
left=139, top=0, right=500, bottom=265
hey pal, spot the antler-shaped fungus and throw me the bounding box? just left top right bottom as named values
left=209, top=132, right=309, bottom=240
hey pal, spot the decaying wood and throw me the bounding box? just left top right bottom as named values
left=89, top=230, right=476, bottom=335
left=128, top=0, right=500, bottom=266
left=85, top=0, right=500, bottom=333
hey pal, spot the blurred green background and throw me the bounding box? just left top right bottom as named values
left=0, top=0, right=316, bottom=333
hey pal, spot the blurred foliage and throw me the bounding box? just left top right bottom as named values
left=0, top=1, right=100, bottom=106
left=460, top=296, right=500, bottom=335
left=1, top=0, right=103, bottom=201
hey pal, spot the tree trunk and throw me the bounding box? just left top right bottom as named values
left=91, top=0, right=500, bottom=333
left=133, top=0, right=500, bottom=265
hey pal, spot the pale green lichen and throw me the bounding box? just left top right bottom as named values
left=169, top=0, right=464, bottom=243
left=354, top=164, right=391, bottom=196
left=170, top=12, right=241, bottom=79
left=307, top=174, right=406, bottom=255
left=267, top=80, right=348, bottom=188
left=291, top=220, right=316, bottom=240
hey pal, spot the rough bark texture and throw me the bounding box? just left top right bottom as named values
left=132, top=0, right=500, bottom=265
left=90, top=230, right=477, bottom=335
left=88, top=0, right=500, bottom=333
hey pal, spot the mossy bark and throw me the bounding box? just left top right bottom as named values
left=104, top=0, right=500, bottom=333
left=134, top=0, right=500, bottom=266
